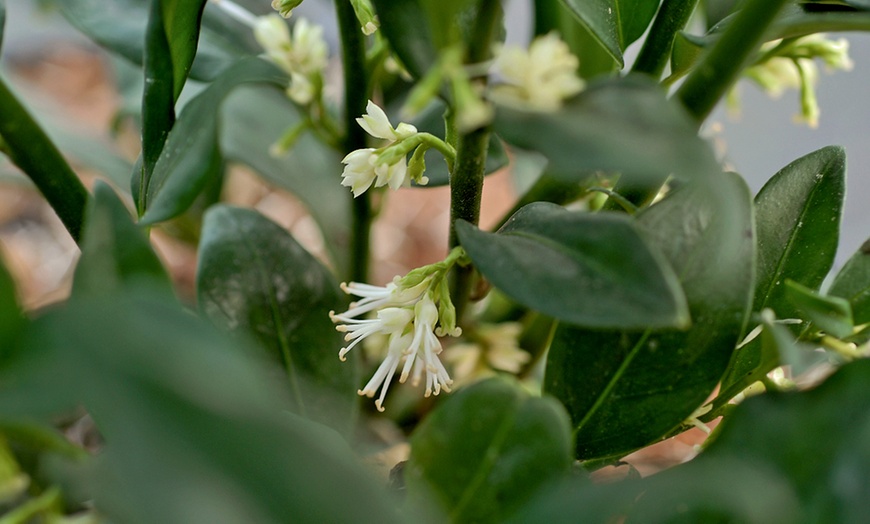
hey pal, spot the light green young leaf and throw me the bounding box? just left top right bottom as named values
left=829, top=238, right=870, bottom=325
left=493, top=76, right=720, bottom=186
left=544, top=173, right=755, bottom=460
left=140, top=57, right=286, bottom=226
left=407, top=378, right=572, bottom=523
left=457, top=202, right=688, bottom=329
left=197, top=206, right=357, bottom=433
left=71, top=182, right=174, bottom=300
left=785, top=279, right=853, bottom=338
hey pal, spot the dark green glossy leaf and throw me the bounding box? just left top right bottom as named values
left=72, top=182, right=174, bottom=299
left=785, top=279, right=853, bottom=338
left=457, top=202, right=688, bottom=329
left=197, top=206, right=357, bottom=433
left=545, top=173, right=755, bottom=460
left=493, top=77, right=720, bottom=185
left=559, top=0, right=659, bottom=66
left=372, top=0, right=504, bottom=79
left=829, top=238, right=870, bottom=325
left=719, top=146, right=845, bottom=400
left=140, top=57, right=286, bottom=225
left=754, top=145, right=844, bottom=317
left=220, top=85, right=351, bottom=274
left=0, top=292, right=399, bottom=523
left=558, top=0, right=622, bottom=65
left=534, top=0, right=620, bottom=80
left=407, top=378, right=572, bottom=523
left=0, top=76, right=89, bottom=243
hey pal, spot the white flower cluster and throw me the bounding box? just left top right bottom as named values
left=254, top=15, right=328, bottom=105
left=330, top=250, right=465, bottom=411
left=740, top=34, right=853, bottom=128
left=341, top=101, right=431, bottom=197
left=490, top=32, right=584, bottom=112
left=445, top=322, right=531, bottom=386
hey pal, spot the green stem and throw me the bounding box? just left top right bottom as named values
left=0, top=76, right=89, bottom=244
left=447, top=0, right=500, bottom=320
left=335, top=0, right=372, bottom=283
left=633, top=0, right=700, bottom=78
left=449, top=125, right=490, bottom=321
left=675, top=0, right=790, bottom=123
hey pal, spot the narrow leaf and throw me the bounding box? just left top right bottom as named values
left=407, top=378, right=572, bottom=523
left=140, top=57, right=285, bottom=225
left=0, top=76, right=89, bottom=242
left=493, top=77, right=720, bottom=185
left=785, top=279, right=853, bottom=338
left=544, top=173, right=755, bottom=459
left=829, top=238, right=870, bottom=325
left=71, top=182, right=174, bottom=300
left=197, top=206, right=357, bottom=433
left=457, top=202, right=688, bottom=329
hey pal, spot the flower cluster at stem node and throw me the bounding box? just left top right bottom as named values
left=330, top=248, right=469, bottom=411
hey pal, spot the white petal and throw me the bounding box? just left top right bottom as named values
left=356, top=100, right=396, bottom=140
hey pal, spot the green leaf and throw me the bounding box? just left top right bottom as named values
left=0, top=291, right=400, bottom=523
left=493, top=76, right=720, bottom=186
left=55, top=0, right=244, bottom=82
left=829, top=238, right=870, bottom=325
left=719, top=146, right=845, bottom=400
left=0, top=76, right=89, bottom=243
left=371, top=0, right=504, bottom=79
left=0, top=0, right=6, bottom=55
left=533, top=0, right=620, bottom=80
left=457, top=202, right=688, bottom=329
left=140, top=57, right=286, bottom=225
left=407, top=378, right=572, bottom=523
left=692, top=359, right=870, bottom=521
left=197, top=205, right=357, bottom=433
left=773, top=3, right=870, bottom=38
left=544, top=173, right=755, bottom=460
left=219, top=85, right=351, bottom=275
left=558, top=0, right=660, bottom=66
left=755, top=145, right=844, bottom=317
left=0, top=256, right=22, bottom=366
left=72, top=182, right=174, bottom=299
left=785, top=279, right=853, bottom=338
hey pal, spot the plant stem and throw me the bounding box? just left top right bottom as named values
left=676, top=0, right=790, bottom=123
left=447, top=0, right=501, bottom=320
left=334, top=0, right=371, bottom=283
left=633, top=0, right=700, bottom=79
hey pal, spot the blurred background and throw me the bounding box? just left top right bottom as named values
left=0, top=0, right=867, bottom=310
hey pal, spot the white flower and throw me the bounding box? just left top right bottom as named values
left=333, top=307, right=414, bottom=361
left=399, top=297, right=453, bottom=397
left=356, top=100, right=417, bottom=142
left=491, top=32, right=584, bottom=111
left=254, top=15, right=327, bottom=82
left=340, top=148, right=410, bottom=197
left=331, top=267, right=462, bottom=410
left=287, top=71, right=315, bottom=104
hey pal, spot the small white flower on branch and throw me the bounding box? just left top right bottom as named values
left=356, top=100, right=417, bottom=143
left=254, top=15, right=327, bottom=105
left=490, top=32, right=584, bottom=111
left=330, top=249, right=469, bottom=411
